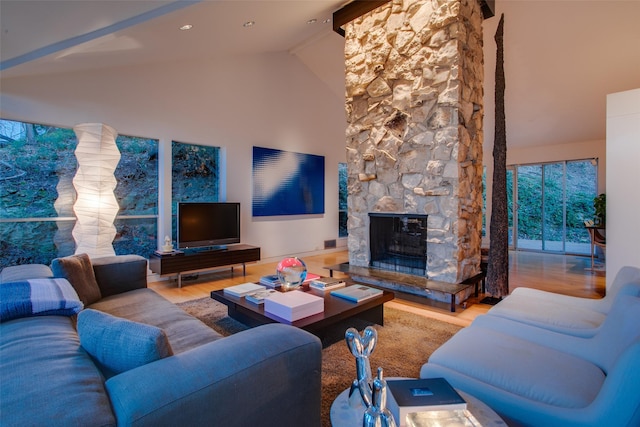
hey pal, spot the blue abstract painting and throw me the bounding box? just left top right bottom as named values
left=252, top=147, right=325, bottom=216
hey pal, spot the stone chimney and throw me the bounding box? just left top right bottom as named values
left=344, top=0, right=484, bottom=283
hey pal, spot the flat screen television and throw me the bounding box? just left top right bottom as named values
left=177, top=202, right=241, bottom=250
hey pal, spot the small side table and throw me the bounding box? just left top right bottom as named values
left=330, top=383, right=506, bottom=427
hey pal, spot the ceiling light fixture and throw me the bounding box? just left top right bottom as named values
left=179, top=24, right=193, bottom=31
left=323, top=18, right=331, bottom=24
left=243, top=21, right=255, bottom=28
left=307, top=19, right=318, bottom=24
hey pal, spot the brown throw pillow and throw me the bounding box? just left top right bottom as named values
left=51, top=253, right=102, bottom=305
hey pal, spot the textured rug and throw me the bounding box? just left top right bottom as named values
left=177, top=297, right=462, bottom=427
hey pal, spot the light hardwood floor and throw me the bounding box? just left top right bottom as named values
left=150, top=249, right=606, bottom=328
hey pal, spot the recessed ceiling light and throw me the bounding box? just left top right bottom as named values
left=243, top=21, right=255, bottom=28
left=323, top=18, right=331, bottom=24
left=179, top=24, right=193, bottom=31
left=307, top=19, right=318, bottom=24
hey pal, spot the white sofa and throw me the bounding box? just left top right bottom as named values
left=420, top=266, right=640, bottom=427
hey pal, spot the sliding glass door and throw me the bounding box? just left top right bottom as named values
left=512, top=160, right=596, bottom=254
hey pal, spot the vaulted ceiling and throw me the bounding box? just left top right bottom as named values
left=1, top=0, right=639, bottom=148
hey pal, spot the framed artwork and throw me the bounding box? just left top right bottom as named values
left=252, top=146, right=325, bottom=216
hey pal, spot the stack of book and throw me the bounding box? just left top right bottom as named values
left=259, top=274, right=281, bottom=288
left=223, top=283, right=266, bottom=297
left=309, top=277, right=346, bottom=291
left=386, top=378, right=467, bottom=427
left=264, top=290, right=324, bottom=321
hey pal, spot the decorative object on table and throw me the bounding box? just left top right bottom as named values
left=263, top=290, right=324, bottom=321
left=72, top=123, right=120, bottom=259
left=345, top=326, right=378, bottom=408
left=223, top=282, right=266, bottom=298
left=276, top=257, right=307, bottom=291
left=405, top=409, right=482, bottom=427
left=162, top=235, right=174, bottom=252
left=386, top=378, right=467, bottom=426
left=309, top=277, right=346, bottom=291
left=332, top=285, right=383, bottom=303
left=364, top=367, right=397, bottom=427
left=245, top=289, right=277, bottom=305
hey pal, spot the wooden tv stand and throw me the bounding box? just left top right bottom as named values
left=149, top=244, right=260, bottom=287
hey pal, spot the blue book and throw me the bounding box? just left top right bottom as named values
left=330, top=285, right=382, bottom=302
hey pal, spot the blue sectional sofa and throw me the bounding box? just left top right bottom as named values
left=0, top=254, right=322, bottom=427
left=420, top=266, right=640, bottom=427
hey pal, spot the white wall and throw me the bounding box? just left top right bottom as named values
left=0, top=52, right=347, bottom=260
left=606, top=88, right=640, bottom=288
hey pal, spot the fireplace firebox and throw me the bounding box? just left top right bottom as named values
left=369, top=213, right=428, bottom=276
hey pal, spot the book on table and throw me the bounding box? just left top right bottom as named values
left=264, top=290, right=324, bottom=321
left=259, top=274, right=281, bottom=288
left=245, top=289, right=277, bottom=304
left=386, top=378, right=467, bottom=426
left=309, top=277, right=346, bottom=291
left=223, top=282, right=266, bottom=297
left=330, top=284, right=383, bottom=302
left=303, top=272, right=322, bottom=283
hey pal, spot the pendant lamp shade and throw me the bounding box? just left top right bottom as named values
left=72, top=123, right=120, bottom=258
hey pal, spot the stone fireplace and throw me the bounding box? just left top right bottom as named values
left=369, top=213, right=428, bottom=275
left=344, top=0, right=485, bottom=284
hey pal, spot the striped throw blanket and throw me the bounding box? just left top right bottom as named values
left=0, top=278, right=83, bottom=322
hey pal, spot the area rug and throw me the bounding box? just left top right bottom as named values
left=177, top=297, right=462, bottom=427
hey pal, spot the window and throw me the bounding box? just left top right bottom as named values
left=514, top=160, right=596, bottom=254
left=0, top=119, right=158, bottom=270
left=338, top=162, right=348, bottom=237
left=113, top=135, right=159, bottom=257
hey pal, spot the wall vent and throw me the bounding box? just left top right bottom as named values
left=324, top=239, right=337, bottom=249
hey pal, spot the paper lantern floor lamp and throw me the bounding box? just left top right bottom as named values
left=72, top=123, right=120, bottom=258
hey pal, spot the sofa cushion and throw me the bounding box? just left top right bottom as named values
left=487, top=292, right=607, bottom=336
left=89, top=288, right=223, bottom=353
left=77, top=308, right=173, bottom=377
left=0, top=278, right=83, bottom=322
left=0, top=263, right=53, bottom=284
left=423, top=326, right=605, bottom=408
left=51, top=253, right=102, bottom=305
left=0, top=315, right=115, bottom=426
left=92, top=254, right=148, bottom=297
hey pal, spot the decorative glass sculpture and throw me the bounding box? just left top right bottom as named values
left=276, top=257, right=307, bottom=291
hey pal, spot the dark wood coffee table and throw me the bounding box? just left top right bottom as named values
left=210, top=283, right=394, bottom=343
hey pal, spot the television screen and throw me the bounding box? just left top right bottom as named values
left=177, top=202, right=240, bottom=249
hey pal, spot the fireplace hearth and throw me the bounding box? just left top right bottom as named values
left=369, top=213, right=428, bottom=276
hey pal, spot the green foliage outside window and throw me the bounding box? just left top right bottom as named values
left=338, top=163, right=348, bottom=237
left=483, top=160, right=596, bottom=254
